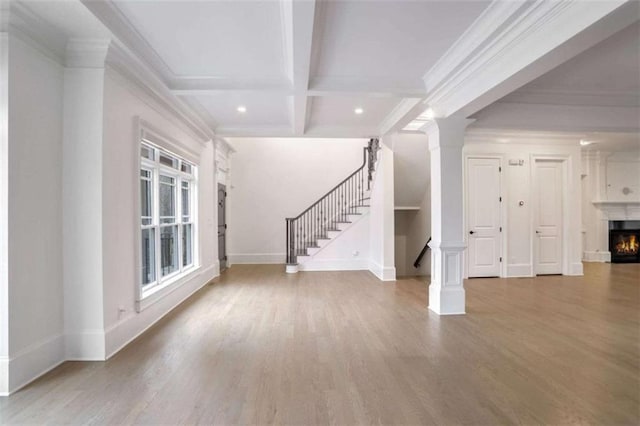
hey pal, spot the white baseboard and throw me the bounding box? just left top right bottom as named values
left=228, top=253, right=285, bottom=264
left=506, top=263, right=534, bottom=277
left=569, top=262, right=584, bottom=276
left=1, top=334, right=65, bottom=395
left=369, top=261, right=396, bottom=281
left=65, top=330, right=106, bottom=361
left=0, top=357, right=7, bottom=396
left=583, top=251, right=610, bottom=262
left=104, top=265, right=217, bottom=359
left=428, top=284, right=465, bottom=315
left=299, top=258, right=369, bottom=271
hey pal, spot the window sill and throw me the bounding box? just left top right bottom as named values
left=136, top=265, right=201, bottom=313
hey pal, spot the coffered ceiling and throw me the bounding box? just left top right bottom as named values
left=89, top=0, right=491, bottom=137
left=13, top=0, right=637, bottom=140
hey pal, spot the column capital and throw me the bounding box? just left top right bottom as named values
left=65, top=38, right=111, bottom=68
left=420, top=117, right=474, bottom=150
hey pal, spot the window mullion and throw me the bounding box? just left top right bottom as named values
left=154, top=165, right=161, bottom=285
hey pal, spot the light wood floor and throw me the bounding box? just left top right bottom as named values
left=1, top=263, right=639, bottom=425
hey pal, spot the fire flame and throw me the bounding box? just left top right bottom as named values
left=615, top=234, right=639, bottom=255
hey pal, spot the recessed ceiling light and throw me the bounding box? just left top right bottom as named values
left=424, top=108, right=435, bottom=119
left=580, top=139, right=593, bottom=146
left=354, top=107, right=364, bottom=115
left=237, top=105, right=247, bottom=113
left=418, top=108, right=435, bottom=120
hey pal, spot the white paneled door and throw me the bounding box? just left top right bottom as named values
left=467, top=158, right=502, bottom=277
left=534, top=159, right=564, bottom=275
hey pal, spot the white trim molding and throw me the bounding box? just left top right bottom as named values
left=593, top=201, right=640, bottom=221
left=583, top=251, right=611, bottom=263
left=368, top=261, right=396, bottom=281
left=299, top=258, right=369, bottom=272
left=0, top=334, right=65, bottom=396
left=228, top=253, right=286, bottom=265
left=428, top=241, right=466, bottom=315
left=422, top=0, right=636, bottom=117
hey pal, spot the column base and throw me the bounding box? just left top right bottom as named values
left=285, top=264, right=299, bottom=274
left=428, top=284, right=465, bottom=315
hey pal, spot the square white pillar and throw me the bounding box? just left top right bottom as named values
left=422, top=118, right=472, bottom=315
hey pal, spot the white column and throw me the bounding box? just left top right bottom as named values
left=421, top=117, right=472, bottom=315
left=63, top=39, right=110, bottom=360
left=0, top=31, right=9, bottom=395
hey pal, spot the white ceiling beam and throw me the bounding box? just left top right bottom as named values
left=424, top=0, right=638, bottom=118
left=387, top=0, right=638, bottom=134
left=379, top=98, right=424, bottom=135
left=308, top=77, right=426, bottom=98
left=170, top=77, right=292, bottom=94
left=281, top=0, right=316, bottom=135
left=80, top=0, right=174, bottom=80
left=471, top=102, right=640, bottom=134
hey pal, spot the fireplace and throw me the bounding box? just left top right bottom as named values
left=609, top=221, right=640, bottom=263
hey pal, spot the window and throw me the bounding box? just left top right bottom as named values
left=140, top=142, right=197, bottom=297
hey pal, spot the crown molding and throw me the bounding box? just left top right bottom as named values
left=465, top=128, right=583, bottom=146
left=214, top=136, right=235, bottom=155
left=309, top=76, right=426, bottom=98
left=170, top=77, right=292, bottom=95
left=470, top=102, right=640, bottom=134
left=80, top=0, right=174, bottom=80
left=66, top=38, right=110, bottom=68
left=500, top=89, right=640, bottom=108
left=6, top=1, right=67, bottom=65
left=379, top=98, right=423, bottom=135
left=422, top=0, right=635, bottom=117
left=105, top=40, right=213, bottom=143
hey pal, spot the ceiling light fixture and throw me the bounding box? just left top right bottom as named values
left=421, top=108, right=435, bottom=120
left=580, top=139, right=593, bottom=146
left=354, top=107, right=364, bottom=115
left=237, top=105, right=247, bottom=113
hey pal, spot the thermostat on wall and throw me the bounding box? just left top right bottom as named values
left=508, top=159, right=524, bottom=166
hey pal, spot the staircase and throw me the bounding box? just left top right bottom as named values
left=285, top=139, right=380, bottom=273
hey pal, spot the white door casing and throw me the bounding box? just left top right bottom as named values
left=466, top=157, right=502, bottom=277
left=533, top=159, right=564, bottom=275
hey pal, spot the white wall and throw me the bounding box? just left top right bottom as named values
left=582, top=148, right=640, bottom=261
left=300, top=214, right=371, bottom=271
left=605, top=151, right=640, bottom=202
left=226, top=137, right=366, bottom=264
left=394, top=187, right=431, bottom=277
left=101, top=69, right=218, bottom=358
left=392, top=133, right=430, bottom=208
left=3, top=34, right=64, bottom=393
left=0, top=34, right=221, bottom=394
left=390, top=132, right=431, bottom=277
left=464, top=140, right=583, bottom=277
left=0, top=31, right=9, bottom=394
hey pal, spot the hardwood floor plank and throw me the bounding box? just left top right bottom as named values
left=0, top=263, right=638, bottom=425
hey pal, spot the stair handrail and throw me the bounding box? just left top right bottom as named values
left=413, top=237, right=432, bottom=268
left=286, top=139, right=379, bottom=266
left=290, top=148, right=367, bottom=221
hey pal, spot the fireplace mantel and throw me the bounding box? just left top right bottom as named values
left=593, top=201, right=640, bottom=221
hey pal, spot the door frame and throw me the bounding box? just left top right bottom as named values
left=530, top=154, right=571, bottom=276
left=217, top=183, right=228, bottom=271
left=463, top=154, right=506, bottom=279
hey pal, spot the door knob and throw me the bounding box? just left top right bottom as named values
left=535, top=230, right=540, bottom=234
left=469, top=230, right=475, bottom=235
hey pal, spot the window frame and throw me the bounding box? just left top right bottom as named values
left=139, top=140, right=198, bottom=302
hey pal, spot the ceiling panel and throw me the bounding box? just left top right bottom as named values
left=312, top=0, right=490, bottom=83
left=114, top=0, right=287, bottom=79
left=189, top=94, right=291, bottom=128
left=308, top=96, right=403, bottom=129
left=518, top=23, right=640, bottom=94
